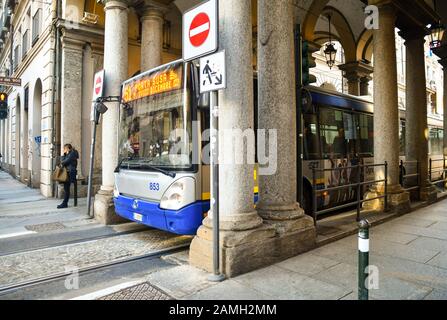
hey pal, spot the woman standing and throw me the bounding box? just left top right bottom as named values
left=58, top=144, right=79, bottom=209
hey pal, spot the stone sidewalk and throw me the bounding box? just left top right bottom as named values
left=133, top=199, right=447, bottom=300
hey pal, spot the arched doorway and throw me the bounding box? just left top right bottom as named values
left=32, top=79, right=42, bottom=188
left=21, top=89, right=29, bottom=184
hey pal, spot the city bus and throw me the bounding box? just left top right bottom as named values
left=113, top=59, right=444, bottom=235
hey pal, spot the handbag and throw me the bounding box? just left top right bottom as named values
left=52, top=165, right=68, bottom=182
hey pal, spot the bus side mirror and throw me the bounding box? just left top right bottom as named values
left=198, top=92, right=210, bottom=109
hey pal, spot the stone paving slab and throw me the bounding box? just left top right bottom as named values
left=146, top=265, right=215, bottom=299
left=275, top=253, right=341, bottom=277
left=369, top=229, right=419, bottom=245
left=184, top=279, right=275, bottom=300
left=407, top=237, right=447, bottom=255
left=333, top=236, right=440, bottom=264
left=425, top=252, right=447, bottom=270
left=424, top=289, right=447, bottom=300
left=231, top=265, right=352, bottom=300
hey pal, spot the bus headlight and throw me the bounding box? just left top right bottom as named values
left=160, top=177, right=195, bottom=210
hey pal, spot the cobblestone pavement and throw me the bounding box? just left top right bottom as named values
left=98, top=282, right=173, bottom=300
left=0, top=230, right=191, bottom=287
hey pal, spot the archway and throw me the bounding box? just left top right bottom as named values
left=32, top=79, right=42, bottom=189
left=21, top=91, right=29, bottom=184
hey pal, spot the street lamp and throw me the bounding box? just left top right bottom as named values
left=429, top=22, right=445, bottom=49
left=429, top=0, right=445, bottom=50
left=324, top=14, right=337, bottom=69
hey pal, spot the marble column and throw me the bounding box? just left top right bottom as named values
left=94, top=0, right=128, bottom=225
left=61, top=35, right=83, bottom=172
left=190, top=0, right=302, bottom=278
left=402, top=30, right=437, bottom=202
left=368, top=2, right=410, bottom=212
left=257, top=0, right=315, bottom=231
left=140, top=7, right=164, bottom=71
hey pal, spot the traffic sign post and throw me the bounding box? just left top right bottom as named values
left=184, top=0, right=224, bottom=282
left=199, top=51, right=226, bottom=282
left=87, top=70, right=105, bottom=218
left=183, top=0, right=218, bottom=62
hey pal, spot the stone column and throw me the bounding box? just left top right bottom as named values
left=360, top=76, right=372, bottom=96
left=441, top=59, right=447, bottom=158
left=257, top=0, right=315, bottom=236
left=401, top=29, right=437, bottom=202
left=368, top=2, right=410, bottom=212
left=190, top=0, right=285, bottom=278
left=140, top=7, right=164, bottom=71
left=94, top=0, right=128, bottom=225
left=338, top=61, right=373, bottom=96
left=60, top=35, right=84, bottom=171
left=442, top=60, right=447, bottom=190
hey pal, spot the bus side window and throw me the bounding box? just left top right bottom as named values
left=358, top=114, right=374, bottom=157
left=303, top=114, right=321, bottom=160
left=319, top=108, right=346, bottom=159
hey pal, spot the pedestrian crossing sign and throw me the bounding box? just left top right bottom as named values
left=199, top=50, right=226, bottom=94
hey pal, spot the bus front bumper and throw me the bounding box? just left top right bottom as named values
left=114, top=195, right=204, bottom=235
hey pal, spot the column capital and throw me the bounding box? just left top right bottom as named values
left=338, top=60, right=374, bottom=80
left=103, top=0, right=129, bottom=11
left=137, top=1, right=169, bottom=20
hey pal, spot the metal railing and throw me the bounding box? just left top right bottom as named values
left=400, top=160, right=420, bottom=193
left=429, top=157, right=447, bottom=188
left=311, top=162, right=388, bottom=225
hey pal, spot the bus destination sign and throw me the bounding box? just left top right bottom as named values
left=122, top=64, right=183, bottom=103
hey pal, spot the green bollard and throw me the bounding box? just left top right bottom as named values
left=358, top=219, right=370, bottom=300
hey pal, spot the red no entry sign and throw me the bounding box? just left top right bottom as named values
left=183, top=0, right=218, bottom=62
left=95, top=76, right=102, bottom=95
left=189, top=12, right=210, bottom=47
left=92, top=70, right=105, bottom=101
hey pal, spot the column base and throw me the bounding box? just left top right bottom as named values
left=93, top=189, right=127, bottom=225
left=189, top=208, right=316, bottom=278
left=363, top=184, right=411, bottom=214
left=420, top=184, right=437, bottom=204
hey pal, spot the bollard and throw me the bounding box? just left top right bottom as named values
left=358, top=219, right=370, bottom=300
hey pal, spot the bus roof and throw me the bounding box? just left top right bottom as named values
left=306, top=85, right=374, bottom=114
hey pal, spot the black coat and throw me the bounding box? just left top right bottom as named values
left=61, top=149, right=79, bottom=182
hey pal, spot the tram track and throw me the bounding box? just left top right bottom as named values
left=0, top=242, right=191, bottom=296
left=0, top=227, right=149, bottom=257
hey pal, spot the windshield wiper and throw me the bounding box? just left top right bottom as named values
left=115, top=157, right=176, bottom=178
left=135, top=162, right=177, bottom=178
left=115, top=157, right=131, bottom=173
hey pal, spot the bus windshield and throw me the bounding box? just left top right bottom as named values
left=118, top=62, right=193, bottom=170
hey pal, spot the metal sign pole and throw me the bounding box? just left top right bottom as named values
left=208, top=90, right=225, bottom=282
left=86, top=119, right=97, bottom=218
